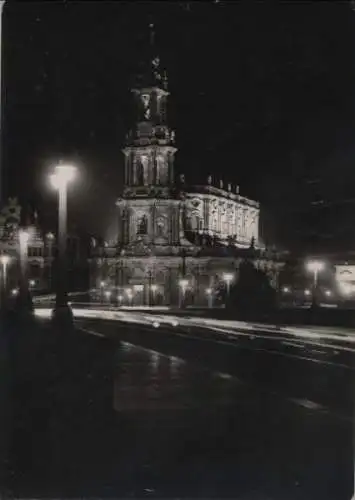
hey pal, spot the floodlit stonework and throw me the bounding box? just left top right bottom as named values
left=90, top=34, right=285, bottom=307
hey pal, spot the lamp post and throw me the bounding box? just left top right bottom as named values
left=104, top=290, right=111, bottom=305
left=0, top=254, right=10, bottom=308
left=205, top=287, right=213, bottom=308
left=50, top=163, right=77, bottom=323
left=0, top=254, right=10, bottom=293
left=17, top=228, right=33, bottom=313
left=46, top=231, right=55, bottom=292
left=100, top=280, right=105, bottom=304
left=223, top=272, right=234, bottom=302
left=306, top=260, right=325, bottom=308
left=151, top=284, right=158, bottom=306
left=126, top=288, right=133, bottom=307
left=178, top=279, right=189, bottom=308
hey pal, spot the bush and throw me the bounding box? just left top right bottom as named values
left=227, top=261, right=277, bottom=319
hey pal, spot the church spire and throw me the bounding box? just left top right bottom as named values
left=149, top=22, right=155, bottom=47
left=134, top=22, right=168, bottom=91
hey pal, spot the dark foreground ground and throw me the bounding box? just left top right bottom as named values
left=1, top=313, right=354, bottom=499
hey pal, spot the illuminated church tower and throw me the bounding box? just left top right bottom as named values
left=117, top=24, right=182, bottom=249
left=90, top=24, right=283, bottom=307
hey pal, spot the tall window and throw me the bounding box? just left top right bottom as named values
left=137, top=215, right=148, bottom=235
left=136, top=156, right=148, bottom=185
left=136, top=161, right=144, bottom=185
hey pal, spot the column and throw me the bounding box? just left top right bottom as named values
left=0, top=1, right=5, bottom=205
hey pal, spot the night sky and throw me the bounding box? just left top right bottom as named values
left=2, top=1, right=355, bottom=254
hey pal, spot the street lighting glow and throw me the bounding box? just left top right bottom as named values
left=325, top=289, right=332, bottom=297
left=104, top=290, right=111, bottom=298
left=46, top=232, right=55, bottom=240
left=100, top=281, right=105, bottom=288
left=0, top=254, right=10, bottom=266
left=11, top=288, right=19, bottom=296
left=133, top=284, right=144, bottom=292
left=150, top=284, right=158, bottom=292
left=126, top=288, right=133, bottom=298
left=304, top=289, right=311, bottom=296
left=282, top=286, right=290, bottom=293
left=50, top=164, right=77, bottom=190
left=306, top=260, right=325, bottom=273
left=29, top=279, right=36, bottom=287
left=179, top=279, right=189, bottom=289
left=223, top=272, right=234, bottom=283
left=18, top=229, right=30, bottom=246
left=205, top=287, right=212, bottom=295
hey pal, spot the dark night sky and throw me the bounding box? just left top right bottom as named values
left=2, top=1, right=355, bottom=253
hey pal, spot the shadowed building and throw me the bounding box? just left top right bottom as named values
left=0, top=197, right=90, bottom=294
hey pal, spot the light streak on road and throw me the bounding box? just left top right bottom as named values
left=34, top=307, right=355, bottom=353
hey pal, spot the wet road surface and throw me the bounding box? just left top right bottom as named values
left=13, top=318, right=355, bottom=498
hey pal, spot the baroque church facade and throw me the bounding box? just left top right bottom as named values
left=90, top=34, right=285, bottom=307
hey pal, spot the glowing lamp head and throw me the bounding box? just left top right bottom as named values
left=205, top=287, right=212, bottom=295
left=223, top=272, right=234, bottom=283
left=306, top=260, right=325, bottom=273
left=126, top=288, right=133, bottom=298
left=0, top=254, right=10, bottom=266
left=29, top=279, right=36, bottom=287
left=46, top=232, right=55, bottom=241
left=150, top=284, right=158, bottom=292
left=100, top=281, right=105, bottom=288
left=50, top=164, right=76, bottom=190
left=18, top=229, right=30, bottom=246
left=304, top=289, right=311, bottom=296
left=282, top=286, right=290, bottom=293
left=133, top=284, right=144, bottom=292
left=117, top=294, right=123, bottom=302
left=179, top=279, right=189, bottom=289
left=11, top=288, right=19, bottom=296
left=104, top=290, right=111, bottom=298
left=325, top=289, right=332, bottom=297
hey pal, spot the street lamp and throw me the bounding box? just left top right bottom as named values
left=223, top=272, right=234, bottom=300
left=50, top=162, right=77, bottom=323
left=17, top=229, right=33, bottom=313
left=0, top=254, right=10, bottom=293
left=150, top=284, right=158, bottom=306
left=178, top=279, right=189, bottom=308
left=100, top=280, right=105, bottom=303
left=126, top=288, right=133, bottom=306
left=205, top=287, right=213, bottom=308
left=306, top=259, right=325, bottom=308
left=46, top=231, right=55, bottom=291
left=117, top=294, right=123, bottom=307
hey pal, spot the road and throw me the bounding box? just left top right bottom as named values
left=31, top=308, right=355, bottom=498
